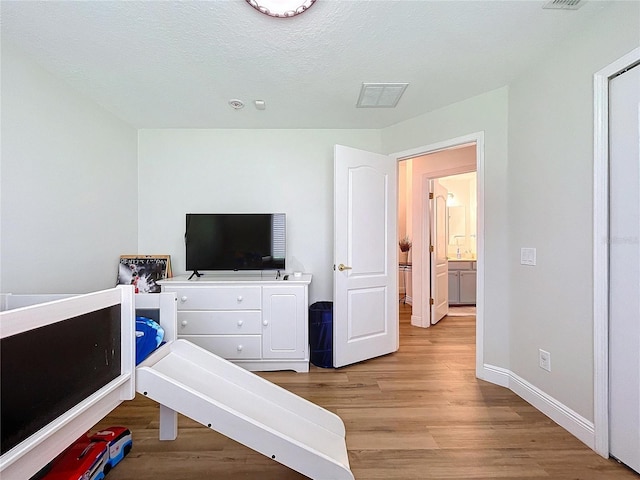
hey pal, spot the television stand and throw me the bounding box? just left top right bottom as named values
left=188, top=270, right=202, bottom=280
left=159, top=273, right=312, bottom=372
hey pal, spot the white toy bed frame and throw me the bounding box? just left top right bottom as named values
left=0, top=287, right=353, bottom=480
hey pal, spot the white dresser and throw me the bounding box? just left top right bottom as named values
left=159, top=274, right=312, bottom=372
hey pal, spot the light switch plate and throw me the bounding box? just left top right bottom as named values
left=521, top=247, right=537, bottom=266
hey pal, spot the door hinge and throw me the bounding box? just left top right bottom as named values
left=429, top=245, right=434, bottom=253
left=429, top=192, right=434, bottom=199
left=430, top=298, right=434, bottom=305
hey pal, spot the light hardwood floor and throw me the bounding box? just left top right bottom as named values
left=96, top=304, right=638, bottom=479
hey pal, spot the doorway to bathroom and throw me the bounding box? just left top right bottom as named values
left=397, top=142, right=478, bottom=327
left=394, top=131, right=484, bottom=377
left=438, top=171, right=477, bottom=318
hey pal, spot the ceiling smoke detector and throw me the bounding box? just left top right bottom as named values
left=228, top=99, right=245, bottom=110
left=356, top=83, right=409, bottom=108
left=246, top=0, right=316, bottom=18
left=543, top=0, right=583, bottom=10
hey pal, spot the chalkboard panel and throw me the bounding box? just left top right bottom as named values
left=1, top=305, right=121, bottom=454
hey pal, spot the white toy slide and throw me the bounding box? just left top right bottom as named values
left=1, top=290, right=353, bottom=480
left=136, top=339, right=354, bottom=480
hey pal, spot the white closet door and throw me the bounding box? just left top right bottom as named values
left=609, top=63, right=640, bottom=474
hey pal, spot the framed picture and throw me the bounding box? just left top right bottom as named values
left=116, top=255, right=172, bottom=294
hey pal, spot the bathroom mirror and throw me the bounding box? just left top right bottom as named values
left=448, top=205, right=466, bottom=244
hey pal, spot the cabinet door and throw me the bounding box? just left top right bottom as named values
left=262, top=286, right=307, bottom=359
left=459, top=271, right=477, bottom=304
left=448, top=271, right=460, bottom=305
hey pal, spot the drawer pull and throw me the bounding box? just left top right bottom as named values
left=262, top=320, right=268, bottom=326
left=180, top=296, right=188, bottom=303
left=237, top=295, right=243, bottom=302
left=181, top=320, right=188, bottom=327
left=237, top=344, right=243, bottom=352
left=237, top=320, right=244, bottom=326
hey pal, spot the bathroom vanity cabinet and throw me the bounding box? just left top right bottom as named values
left=448, top=260, right=476, bottom=305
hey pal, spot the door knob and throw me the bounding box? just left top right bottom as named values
left=338, top=263, right=352, bottom=272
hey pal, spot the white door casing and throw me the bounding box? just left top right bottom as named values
left=608, top=63, right=640, bottom=474
left=333, top=144, right=399, bottom=368
left=430, top=180, right=449, bottom=324
left=593, top=47, right=640, bottom=459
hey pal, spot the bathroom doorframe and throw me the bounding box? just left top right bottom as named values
left=394, top=131, right=485, bottom=378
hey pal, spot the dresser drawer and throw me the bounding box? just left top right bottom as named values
left=167, top=286, right=262, bottom=310
left=179, top=335, right=261, bottom=359
left=177, top=311, right=262, bottom=335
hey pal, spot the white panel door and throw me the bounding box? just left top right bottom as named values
left=609, top=64, right=640, bottom=474
left=430, top=180, right=449, bottom=324
left=334, top=145, right=398, bottom=368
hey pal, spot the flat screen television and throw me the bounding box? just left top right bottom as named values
left=185, top=213, right=285, bottom=276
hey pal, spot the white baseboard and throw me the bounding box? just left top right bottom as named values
left=480, top=364, right=510, bottom=387
left=481, top=364, right=595, bottom=450
left=410, top=313, right=422, bottom=327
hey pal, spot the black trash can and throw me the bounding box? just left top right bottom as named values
left=309, top=301, right=333, bottom=368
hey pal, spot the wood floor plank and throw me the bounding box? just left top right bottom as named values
left=93, top=305, right=637, bottom=479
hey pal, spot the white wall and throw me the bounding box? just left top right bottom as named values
left=506, top=2, right=640, bottom=421
left=381, top=87, right=510, bottom=368
left=398, top=161, right=409, bottom=243
left=0, top=42, right=138, bottom=294
left=137, top=129, right=381, bottom=303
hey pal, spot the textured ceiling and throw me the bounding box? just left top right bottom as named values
left=0, top=0, right=610, bottom=129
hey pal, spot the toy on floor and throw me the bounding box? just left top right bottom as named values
left=89, top=427, right=133, bottom=474
left=41, top=427, right=132, bottom=480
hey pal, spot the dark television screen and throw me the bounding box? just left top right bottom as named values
left=185, top=213, right=285, bottom=272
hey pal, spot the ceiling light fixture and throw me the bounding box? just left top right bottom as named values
left=245, top=0, right=316, bottom=18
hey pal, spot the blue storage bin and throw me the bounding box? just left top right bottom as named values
left=309, top=301, right=333, bottom=368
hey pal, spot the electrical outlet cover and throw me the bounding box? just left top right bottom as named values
left=521, top=247, right=537, bottom=266
left=539, top=349, right=551, bottom=371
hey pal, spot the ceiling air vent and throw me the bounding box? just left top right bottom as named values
left=356, top=83, right=409, bottom=108
left=543, top=0, right=583, bottom=10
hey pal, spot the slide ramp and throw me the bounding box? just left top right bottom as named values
left=136, top=339, right=354, bottom=480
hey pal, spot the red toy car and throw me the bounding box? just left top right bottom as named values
left=41, top=427, right=132, bottom=480
left=42, top=438, right=108, bottom=480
